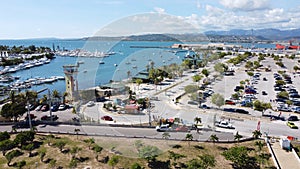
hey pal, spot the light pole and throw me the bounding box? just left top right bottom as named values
left=26, top=101, right=32, bottom=130
left=48, top=89, right=53, bottom=122
left=148, top=97, right=151, bottom=126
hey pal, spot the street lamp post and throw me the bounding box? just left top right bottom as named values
left=148, top=97, right=151, bottom=126
left=26, top=101, right=32, bottom=130
left=48, top=89, right=53, bottom=122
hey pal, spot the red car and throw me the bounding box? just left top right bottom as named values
left=225, top=100, right=236, bottom=105
left=101, top=116, right=113, bottom=121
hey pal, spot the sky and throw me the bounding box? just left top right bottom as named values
left=1, top=0, right=300, bottom=39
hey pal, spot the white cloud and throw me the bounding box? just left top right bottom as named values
left=153, top=7, right=166, bottom=14
left=220, top=0, right=270, bottom=11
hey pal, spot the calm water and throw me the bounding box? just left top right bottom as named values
left=0, top=39, right=275, bottom=95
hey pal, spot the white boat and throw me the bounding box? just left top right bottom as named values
left=99, top=61, right=105, bottom=64
left=114, top=64, right=118, bottom=67
left=77, top=60, right=84, bottom=64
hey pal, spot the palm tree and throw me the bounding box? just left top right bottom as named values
left=62, top=92, right=68, bottom=104
left=255, top=141, right=264, bottom=154
left=252, top=130, right=262, bottom=139
left=234, top=132, right=243, bottom=143
left=74, top=128, right=80, bottom=140
left=209, top=134, right=219, bottom=144
left=39, top=95, right=48, bottom=105
left=185, top=133, right=193, bottom=147
left=194, top=117, right=202, bottom=133
left=52, top=89, right=61, bottom=104
left=9, top=91, right=15, bottom=103
left=135, top=79, right=143, bottom=91
left=162, top=132, right=170, bottom=140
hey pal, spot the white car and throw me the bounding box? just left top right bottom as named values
left=216, top=121, right=235, bottom=129
left=156, top=124, right=171, bottom=132
left=87, top=101, right=95, bottom=107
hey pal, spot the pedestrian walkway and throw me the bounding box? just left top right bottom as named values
left=271, top=141, right=300, bottom=169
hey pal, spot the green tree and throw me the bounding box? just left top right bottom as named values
left=199, top=154, right=216, bottom=169
left=184, top=85, right=199, bottom=94
left=211, top=93, right=224, bottom=108
left=192, top=74, right=202, bottom=83
left=21, top=143, right=34, bottom=157
left=70, top=146, right=81, bottom=159
left=130, top=162, right=143, bottom=169
left=83, top=138, right=95, bottom=150
left=0, top=131, right=10, bottom=142
left=0, top=139, right=15, bottom=156
left=135, top=79, right=143, bottom=90
left=222, top=146, right=256, bottom=168
left=62, top=92, right=68, bottom=104
left=201, top=68, right=210, bottom=77
left=5, top=149, right=23, bottom=166
left=16, top=160, right=26, bottom=169
left=253, top=100, right=272, bottom=114
left=185, top=133, right=193, bottom=147
left=214, top=63, right=228, bottom=74
left=53, top=140, right=66, bottom=152
left=108, top=155, right=119, bottom=169
left=168, top=151, right=186, bottom=168
left=255, top=141, right=264, bottom=154
left=45, top=134, right=55, bottom=146
left=52, top=89, right=61, bottom=103
left=49, top=159, right=57, bottom=169
left=0, top=102, right=26, bottom=121
left=209, top=134, right=219, bottom=144
left=252, top=130, right=262, bottom=139
left=69, top=158, right=78, bottom=169
left=138, top=145, right=161, bottom=162
left=74, top=128, right=80, bottom=139
left=234, top=132, right=243, bottom=143
left=277, top=91, right=289, bottom=99
left=38, top=148, right=46, bottom=162
left=162, top=132, right=170, bottom=140
left=92, top=144, right=103, bottom=161
left=186, top=158, right=202, bottom=169
left=14, top=131, right=35, bottom=147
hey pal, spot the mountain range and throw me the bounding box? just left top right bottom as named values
left=204, top=28, right=300, bottom=40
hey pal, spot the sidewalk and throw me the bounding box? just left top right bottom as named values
left=271, top=141, right=300, bottom=169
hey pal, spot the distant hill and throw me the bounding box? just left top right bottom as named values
left=205, top=28, right=300, bottom=40
left=80, top=28, right=300, bottom=42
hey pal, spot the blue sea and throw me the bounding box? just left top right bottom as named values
left=0, top=39, right=275, bottom=95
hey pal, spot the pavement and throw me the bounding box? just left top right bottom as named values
left=271, top=140, right=300, bottom=169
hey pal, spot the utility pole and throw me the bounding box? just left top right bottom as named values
left=26, top=101, right=32, bottom=130
left=148, top=97, right=151, bottom=126
left=48, top=89, right=53, bottom=121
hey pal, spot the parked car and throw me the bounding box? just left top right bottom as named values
left=235, top=109, right=249, bottom=114
left=156, top=124, right=171, bottom=132
left=58, top=104, right=67, bottom=111
left=41, top=115, right=58, bottom=121
left=87, top=101, right=95, bottom=107
left=41, top=105, right=49, bottom=112
left=51, top=104, right=59, bottom=112
left=35, top=105, right=43, bottom=111
left=288, top=116, right=299, bottom=121
left=25, top=114, right=37, bottom=120
left=199, top=104, right=210, bottom=109
left=216, top=121, right=235, bottom=129
left=25, top=104, right=36, bottom=111
left=287, top=121, right=298, bottom=129
left=292, top=106, right=300, bottom=113
left=175, top=126, right=190, bottom=132
left=225, top=100, right=236, bottom=105
left=101, top=115, right=113, bottom=121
